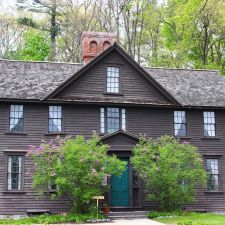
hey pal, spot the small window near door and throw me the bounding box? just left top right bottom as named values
left=106, top=67, right=120, bottom=93
left=206, top=158, right=219, bottom=191
left=203, top=112, right=215, bottom=137
left=10, top=105, right=24, bottom=132
left=7, top=155, right=23, bottom=191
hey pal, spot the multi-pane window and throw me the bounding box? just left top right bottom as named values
left=100, top=107, right=126, bottom=134
left=107, top=67, right=119, bottom=93
left=207, top=159, right=219, bottom=191
left=107, top=108, right=120, bottom=133
left=49, top=106, right=62, bottom=132
left=174, top=111, right=187, bottom=137
left=10, top=105, right=24, bottom=132
left=203, top=112, right=215, bottom=137
left=7, top=155, right=23, bottom=191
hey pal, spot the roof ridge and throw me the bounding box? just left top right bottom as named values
left=143, top=66, right=219, bottom=72
left=0, top=58, right=83, bottom=66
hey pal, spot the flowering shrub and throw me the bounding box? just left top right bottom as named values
left=28, top=135, right=126, bottom=213
left=131, top=136, right=207, bottom=211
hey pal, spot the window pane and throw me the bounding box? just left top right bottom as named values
left=174, top=111, right=186, bottom=137
left=8, top=156, right=22, bottom=190
left=100, top=108, right=105, bottom=133
left=49, top=106, right=62, bottom=132
left=121, top=109, right=126, bottom=131
left=10, top=105, right=24, bottom=132
left=207, top=159, right=219, bottom=190
left=107, top=67, right=119, bottom=93
left=107, top=108, right=120, bottom=133
left=203, top=112, right=215, bottom=137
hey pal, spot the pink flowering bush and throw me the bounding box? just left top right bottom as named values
left=131, top=136, right=207, bottom=211
left=28, top=135, right=126, bottom=213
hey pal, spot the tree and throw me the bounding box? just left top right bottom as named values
left=58, top=0, right=99, bottom=62
left=159, top=0, right=225, bottom=73
left=11, top=29, right=51, bottom=61
left=27, top=135, right=126, bottom=213
left=0, top=14, right=25, bottom=59
left=131, top=136, right=207, bottom=211
left=16, top=0, right=64, bottom=61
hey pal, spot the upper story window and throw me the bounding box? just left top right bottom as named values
left=203, top=111, right=215, bottom=137
left=106, top=67, right=119, bottom=93
left=206, top=158, right=219, bottom=191
left=100, top=107, right=126, bottom=134
left=174, top=111, right=186, bottom=137
left=7, top=155, right=23, bottom=191
left=10, top=105, right=24, bottom=132
left=49, top=106, right=62, bottom=133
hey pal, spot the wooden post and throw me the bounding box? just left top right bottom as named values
left=92, top=196, right=104, bottom=219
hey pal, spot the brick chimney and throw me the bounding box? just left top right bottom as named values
left=82, top=32, right=117, bottom=64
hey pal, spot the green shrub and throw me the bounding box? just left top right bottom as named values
left=178, top=222, right=206, bottom=225
left=28, top=135, right=126, bottom=213
left=178, top=222, right=193, bottom=225
left=131, top=136, right=207, bottom=211
left=148, top=210, right=186, bottom=218
left=0, top=213, right=106, bottom=224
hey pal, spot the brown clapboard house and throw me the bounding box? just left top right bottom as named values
left=0, top=31, right=225, bottom=216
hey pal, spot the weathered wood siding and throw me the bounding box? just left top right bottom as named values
left=54, top=50, right=171, bottom=105
left=0, top=103, right=225, bottom=214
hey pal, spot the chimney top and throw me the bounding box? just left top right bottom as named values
left=82, top=32, right=117, bottom=64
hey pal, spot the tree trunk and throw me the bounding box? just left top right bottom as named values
left=50, top=4, right=57, bottom=61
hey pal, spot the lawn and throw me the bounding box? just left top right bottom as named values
left=154, top=212, right=225, bottom=225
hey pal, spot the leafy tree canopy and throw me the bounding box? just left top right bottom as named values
left=27, top=135, right=126, bottom=213
left=11, top=29, right=51, bottom=61
left=131, top=136, right=207, bottom=211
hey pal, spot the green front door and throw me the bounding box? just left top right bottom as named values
left=111, top=158, right=130, bottom=206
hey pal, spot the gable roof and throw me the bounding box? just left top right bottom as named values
left=0, top=45, right=224, bottom=107
left=43, top=43, right=179, bottom=105
left=100, top=130, right=139, bottom=142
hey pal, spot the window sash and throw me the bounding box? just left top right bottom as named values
left=100, top=108, right=105, bottom=133
left=174, top=111, right=186, bottom=137
left=100, top=107, right=126, bottom=134
left=10, top=105, right=24, bottom=132
left=203, top=112, right=215, bottom=137
left=207, top=159, right=219, bottom=191
left=106, top=67, right=119, bottom=93
left=107, top=108, right=120, bottom=133
left=7, top=156, right=22, bottom=191
left=49, top=106, right=62, bottom=132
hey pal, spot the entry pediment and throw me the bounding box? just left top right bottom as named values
left=100, top=130, right=139, bottom=152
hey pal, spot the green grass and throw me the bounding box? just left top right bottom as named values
left=0, top=212, right=105, bottom=224
left=153, top=212, right=225, bottom=225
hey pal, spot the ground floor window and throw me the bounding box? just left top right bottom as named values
left=206, top=158, right=219, bottom=191
left=7, top=155, right=24, bottom=191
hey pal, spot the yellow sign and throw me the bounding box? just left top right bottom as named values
left=92, top=196, right=104, bottom=200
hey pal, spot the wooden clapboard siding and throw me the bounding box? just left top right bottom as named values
left=0, top=104, right=225, bottom=214
left=55, top=50, right=171, bottom=105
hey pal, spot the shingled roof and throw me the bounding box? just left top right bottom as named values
left=0, top=59, right=82, bottom=100
left=0, top=59, right=224, bottom=107
left=144, top=67, right=224, bottom=107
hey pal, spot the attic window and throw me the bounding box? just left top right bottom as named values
left=106, top=67, right=119, bottom=93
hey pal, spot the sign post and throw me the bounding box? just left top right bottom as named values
left=92, top=196, right=104, bottom=219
